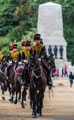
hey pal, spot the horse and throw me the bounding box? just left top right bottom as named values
left=46, top=53, right=56, bottom=97
left=14, top=62, right=28, bottom=108
left=28, top=51, right=47, bottom=118
left=6, top=61, right=16, bottom=103
left=0, top=57, right=8, bottom=100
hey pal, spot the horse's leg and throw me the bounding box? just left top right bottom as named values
left=30, top=87, right=33, bottom=109
left=18, top=86, right=21, bottom=102
left=21, top=86, right=27, bottom=108
left=1, top=83, right=5, bottom=100
left=32, top=90, right=37, bottom=118
left=38, top=89, right=45, bottom=116
left=7, top=81, right=12, bottom=100
left=14, top=90, right=18, bottom=104
left=10, top=85, right=15, bottom=103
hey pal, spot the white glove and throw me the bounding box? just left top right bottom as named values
left=24, top=60, right=28, bottom=64
left=38, top=58, right=41, bottom=62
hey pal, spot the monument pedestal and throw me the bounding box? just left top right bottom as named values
left=38, top=2, right=67, bottom=60
left=37, top=2, right=74, bottom=74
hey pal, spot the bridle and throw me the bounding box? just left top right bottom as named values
left=32, top=66, right=42, bottom=79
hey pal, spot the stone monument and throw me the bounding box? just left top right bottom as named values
left=37, top=2, right=73, bottom=73
left=38, top=2, right=67, bottom=60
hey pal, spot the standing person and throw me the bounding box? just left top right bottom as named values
left=64, top=65, right=68, bottom=76
left=69, top=72, right=74, bottom=87
left=61, top=67, right=64, bottom=77
left=0, top=48, right=4, bottom=64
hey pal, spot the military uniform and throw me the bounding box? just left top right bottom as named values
left=32, top=44, right=47, bottom=59
left=18, top=41, right=31, bottom=85
left=7, top=44, right=19, bottom=63
left=0, top=53, right=4, bottom=64
left=11, top=50, right=19, bottom=62
left=18, top=41, right=30, bottom=62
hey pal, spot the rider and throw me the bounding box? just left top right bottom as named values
left=10, top=43, right=19, bottom=63
left=6, top=45, right=13, bottom=62
left=18, top=41, right=26, bottom=62
left=0, top=48, right=4, bottom=64
left=19, top=41, right=31, bottom=85
left=31, top=34, right=52, bottom=86
left=18, top=41, right=30, bottom=62
left=6, top=44, right=19, bottom=78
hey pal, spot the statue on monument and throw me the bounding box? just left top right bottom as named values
left=48, top=45, right=52, bottom=55
left=54, top=45, right=58, bottom=59
left=59, top=45, right=63, bottom=59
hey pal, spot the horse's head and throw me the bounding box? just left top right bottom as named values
left=46, top=53, right=56, bottom=73
left=1, top=57, right=8, bottom=71
left=28, top=50, right=40, bottom=71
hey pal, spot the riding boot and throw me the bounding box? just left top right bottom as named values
left=47, top=73, right=53, bottom=87
left=41, top=60, right=53, bottom=87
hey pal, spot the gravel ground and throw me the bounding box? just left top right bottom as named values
left=0, top=79, right=74, bottom=120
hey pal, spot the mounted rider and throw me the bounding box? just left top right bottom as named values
left=31, top=34, right=52, bottom=86
left=18, top=41, right=31, bottom=85
left=6, top=45, right=13, bottom=62
left=6, top=43, right=19, bottom=78
left=0, top=48, right=4, bottom=64
left=18, top=41, right=30, bottom=62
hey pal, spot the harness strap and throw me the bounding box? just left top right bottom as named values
left=10, top=66, right=15, bottom=74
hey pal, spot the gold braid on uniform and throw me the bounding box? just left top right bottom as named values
left=11, top=51, right=19, bottom=62
left=32, top=44, right=44, bottom=58
left=0, top=54, right=4, bottom=63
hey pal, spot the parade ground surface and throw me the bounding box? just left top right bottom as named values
left=0, top=78, right=74, bottom=120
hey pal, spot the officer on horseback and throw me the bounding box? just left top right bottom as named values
left=6, top=45, right=13, bottom=62
left=19, top=41, right=31, bottom=85
left=31, top=34, right=53, bottom=87
left=6, top=43, right=19, bottom=78
left=18, top=41, right=30, bottom=62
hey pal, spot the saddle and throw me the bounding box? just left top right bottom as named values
left=16, top=67, right=23, bottom=76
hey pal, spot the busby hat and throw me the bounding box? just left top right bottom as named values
left=0, top=48, right=1, bottom=51
left=9, top=46, right=12, bottom=51
left=12, top=44, right=17, bottom=49
left=22, top=41, right=26, bottom=46
left=33, top=34, right=41, bottom=41
left=26, top=41, right=31, bottom=47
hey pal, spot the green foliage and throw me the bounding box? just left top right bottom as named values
left=0, top=0, right=74, bottom=64
left=0, top=0, right=19, bottom=35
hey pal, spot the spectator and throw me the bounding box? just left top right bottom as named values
left=64, top=65, right=68, bottom=76
left=69, top=72, right=74, bottom=87
left=62, top=67, right=65, bottom=77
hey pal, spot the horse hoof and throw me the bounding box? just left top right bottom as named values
left=14, top=101, right=17, bottom=104
left=2, top=97, right=5, bottom=101
left=33, top=114, right=37, bottom=118
left=10, top=100, right=14, bottom=104
left=32, top=112, right=34, bottom=115
left=22, top=105, right=25, bottom=108
left=9, top=99, right=12, bottom=101
left=38, top=112, right=42, bottom=117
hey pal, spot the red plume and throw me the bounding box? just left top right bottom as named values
left=12, top=44, right=14, bottom=48
left=24, top=41, right=27, bottom=46
left=33, top=34, right=36, bottom=40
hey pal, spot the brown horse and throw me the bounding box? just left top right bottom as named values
left=0, top=58, right=8, bottom=100
left=28, top=51, right=47, bottom=118
left=14, top=63, right=28, bottom=108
